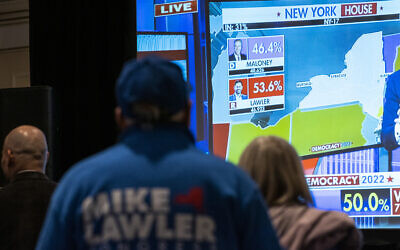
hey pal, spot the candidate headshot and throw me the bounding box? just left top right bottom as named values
left=229, top=80, right=248, bottom=101
left=229, top=39, right=247, bottom=61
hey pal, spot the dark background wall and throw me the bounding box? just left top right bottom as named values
left=29, top=0, right=137, bottom=180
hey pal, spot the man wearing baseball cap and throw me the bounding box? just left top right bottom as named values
left=36, top=57, right=281, bottom=250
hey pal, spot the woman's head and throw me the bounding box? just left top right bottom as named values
left=239, top=136, right=313, bottom=206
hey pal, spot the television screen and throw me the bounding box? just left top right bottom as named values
left=137, top=32, right=189, bottom=81
left=207, top=0, right=400, bottom=228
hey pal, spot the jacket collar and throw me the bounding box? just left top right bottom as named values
left=119, top=123, right=195, bottom=162
left=11, top=171, right=48, bottom=183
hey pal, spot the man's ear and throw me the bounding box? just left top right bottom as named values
left=185, top=100, right=192, bottom=127
left=7, top=150, right=13, bottom=161
left=44, top=151, right=50, bottom=169
left=115, top=107, right=133, bottom=131
left=5, top=149, right=14, bottom=168
left=115, top=106, right=124, bottom=129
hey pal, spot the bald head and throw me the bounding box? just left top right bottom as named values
left=2, top=125, right=48, bottom=179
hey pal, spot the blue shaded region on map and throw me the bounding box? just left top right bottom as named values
left=383, top=33, right=400, bottom=73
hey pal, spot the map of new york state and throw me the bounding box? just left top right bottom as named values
left=226, top=31, right=400, bottom=163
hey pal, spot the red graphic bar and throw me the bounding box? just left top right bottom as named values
left=392, top=188, right=400, bottom=215
left=248, top=75, right=284, bottom=99
left=341, top=3, right=377, bottom=17
left=306, top=175, right=359, bottom=187
left=155, top=1, right=198, bottom=17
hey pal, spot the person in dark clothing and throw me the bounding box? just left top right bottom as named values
left=381, top=70, right=400, bottom=151
left=0, top=125, right=56, bottom=250
left=239, top=136, right=362, bottom=250
left=36, top=57, right=281, bottom=250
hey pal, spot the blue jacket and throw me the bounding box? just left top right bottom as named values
left=36, top=124, right=281, bottom=250
left=229, top=94, right=248, bottom=101
left=382, top=70, right=400, bottom=151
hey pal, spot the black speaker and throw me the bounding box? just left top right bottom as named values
left=0, top=86, right=55, bottom=185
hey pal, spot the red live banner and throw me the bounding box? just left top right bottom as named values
left=155, top=1, right=198, bottom=17
left=248, top=75, right=284, bottom=99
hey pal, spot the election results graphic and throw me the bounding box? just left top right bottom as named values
left=208, top=0, right=400, bottom=229
left=228, top=75, right=285, bottom=115
left=299, top=142, right=400, bottom=228
left=208, top=0, right=400, bottom=162
left=307, top=172, right=400, bottom=217
left=221, top=2, right=398, bottom=32
left=227, top=36, right=285, bottom=115
left=227, top=36, right=284, bottom=76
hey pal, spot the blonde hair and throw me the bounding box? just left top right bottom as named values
left=239, top=136, right=313, bottom=206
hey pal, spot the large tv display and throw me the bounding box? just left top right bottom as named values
left=207, top=0, right=400, bottom=228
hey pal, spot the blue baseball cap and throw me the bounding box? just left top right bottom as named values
left=116, top=56, right=190, bottom=118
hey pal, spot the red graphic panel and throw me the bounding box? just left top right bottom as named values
left=154, top=1, right=198, bottom=17
left=392, top=188, right=400, bottom=215
left=213, top=123, right=230, bottom=159
left=341, top=3, right=377, bottom=17
left=302, top=158, right=319, bottom=175
left=306, top=175, right=359, bottom=187
left=248, top=75, right=284, bottom=99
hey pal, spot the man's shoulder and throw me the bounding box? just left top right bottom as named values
left=388, top=70, right=400, bottom=83
left=181, top=150, right=258, bottom=187
left=58, top=144, right=255, bottom=196
left=58, top=144, right=130, bottom=183
left=0, top=185, right=12, bottom=199
left=0, top=176, right=56, bottom=204
left=179, top=148, right=235, bottom=168
left=392, top=70, right=400, bottom=77
left=385, top=71, right=400, bottom=97
left=48, top=144, right=131, bottom=205
left=74, top=144, right=130, bottom=167
left=0, top=175, right=56, bottom=191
